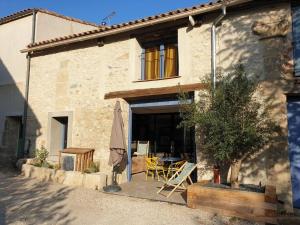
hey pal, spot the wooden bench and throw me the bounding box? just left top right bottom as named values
left=59, top=148, right=95, bottom=172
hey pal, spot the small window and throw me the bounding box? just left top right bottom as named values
left=141, top=42, right=178, bottom=80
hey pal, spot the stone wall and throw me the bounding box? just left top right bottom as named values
left=28, top=43, right=130, bottom=182
left=190, top=3, right=294, bottom=211
left=27, top=2, right=294, bottom=209
left=0, top=11, right=100, bottom=162
left=22, top=163, right=108, bottom=190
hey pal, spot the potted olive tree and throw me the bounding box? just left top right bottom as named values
left=179, top=64, right=278, bottom=188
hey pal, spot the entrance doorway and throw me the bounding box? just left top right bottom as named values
left=120, top=97, right=195, bottom=204
left=127, top=97, right=196, bottom=181
left=49, top=116, right=69, bottom=158
left=132, top=113, right=194, bottom=158
left=0, top=116, right=22, bottom=165
left=287, top=97, right=300, bottom=209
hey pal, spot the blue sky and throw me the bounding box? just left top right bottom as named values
left=0, top=0, right=208, bottom=25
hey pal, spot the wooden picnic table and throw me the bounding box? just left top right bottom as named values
left=59, top=148, right=95, bottom=172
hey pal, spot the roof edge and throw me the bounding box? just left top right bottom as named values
left=22, top=0, right=253, bottom=53
left=37, top=9, right=99, bottom=27
left=0, top=8, right=99, bottom=27
left=0, top=8, right=33, bottom=25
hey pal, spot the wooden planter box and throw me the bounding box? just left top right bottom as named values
left=187, top=183, right=278, bottom=224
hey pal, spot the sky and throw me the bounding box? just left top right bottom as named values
left=0, top=0, right=208, bottom=25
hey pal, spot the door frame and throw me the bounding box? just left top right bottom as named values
left=287, top=96, right=300, bottom=209
left=127, top=99, right=192, bottom=181
left=47, top=111, right=73, bottom=158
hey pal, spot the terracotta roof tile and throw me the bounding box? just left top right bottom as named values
left=0, top=8, right=32, bottom=25
left=25, top=0, right=249, bottom=51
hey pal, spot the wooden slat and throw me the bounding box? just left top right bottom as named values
left=87, top=152, right=90, bottom=167
left=60, top=148, right=94, bottom=172
left=191, top=204, right=278, bottom=224
left=82, top=154, right=86, bottom=172
left=76, top=154, right=80, bottom=171
left=104, top=83, right=207, bottom=99
left=58, top=151, right=61, bottom=169
left=62, top=148, right=94, bottom=154
left=188, top=195, right=277, bottom=211
left=187, top=183, right=278, bottom=224
left=78, top=154, right=82, bottom=172
left=85, top=153, right=89, bottom=169
left=265, top=185, right=277, bottom=203
left=188, top=184, right=265, bottom=204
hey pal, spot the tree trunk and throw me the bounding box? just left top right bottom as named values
left=230, top=160, right=242, bottom=188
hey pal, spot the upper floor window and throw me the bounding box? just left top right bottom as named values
left=141, top=41, right=178, bottom=80
left=292, top=5, right=300, bottom=76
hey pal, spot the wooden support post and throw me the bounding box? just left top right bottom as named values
left=88, top=152, right=91, bottom=167
left=76, top=154, right=80, bottom=171
left=81, top=154, right=84, bottom=172
left=58, top=151, right=61, bottom=169
left=84, top=153, right=87, bottom=170
left=78, top=154, right=82, bottom=172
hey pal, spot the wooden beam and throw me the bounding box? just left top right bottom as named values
left=104, top=83, right=207, bottom=99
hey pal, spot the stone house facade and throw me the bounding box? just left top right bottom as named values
left=21, top=0, right=300, bottom=211
left=0, top=9, right=98, bottom=165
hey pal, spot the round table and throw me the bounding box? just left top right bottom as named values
left=159, top=157, right=182, bottom=163
left=159, top=157, right=183, bottom=177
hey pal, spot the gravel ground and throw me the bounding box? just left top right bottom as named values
left=0, top=169, right=259, bottom=225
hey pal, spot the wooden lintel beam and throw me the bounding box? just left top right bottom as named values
left=104, top=83, right=207, bottom=99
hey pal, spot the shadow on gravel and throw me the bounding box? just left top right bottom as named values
left=0, top=168, right=75, bottom=225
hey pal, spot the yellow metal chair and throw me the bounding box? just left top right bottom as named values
left=145, top=157, right=167, bottom=181
left=166, top=160, right=186, bottom=177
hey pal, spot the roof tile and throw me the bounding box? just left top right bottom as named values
left=26, top=0, right=241, bottom=50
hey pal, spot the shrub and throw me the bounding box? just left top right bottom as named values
left=179, top=64, right=278, bottom=188
left=35, top=146, right=49, bottom=165
left=84, top=162, right=100, bottom=173
left=54, top=164, right=60, bottom=170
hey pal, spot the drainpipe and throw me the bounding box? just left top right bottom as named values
left=20, top=9, right=36, bottom=158
left=211, top=2, right=226, bottom=91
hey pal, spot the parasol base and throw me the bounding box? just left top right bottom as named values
left=103, top=184, right=122, bottom=192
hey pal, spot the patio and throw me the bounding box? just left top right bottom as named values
left=104, top=173, right=187, bottom=205
left=1, top=168, right=265, bottom=225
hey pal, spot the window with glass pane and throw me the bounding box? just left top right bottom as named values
left=142, top=43, right=178, bottom=80
left=164, top=44, right=178, bottom=78
left=144, top=47, right=160, bottom=80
